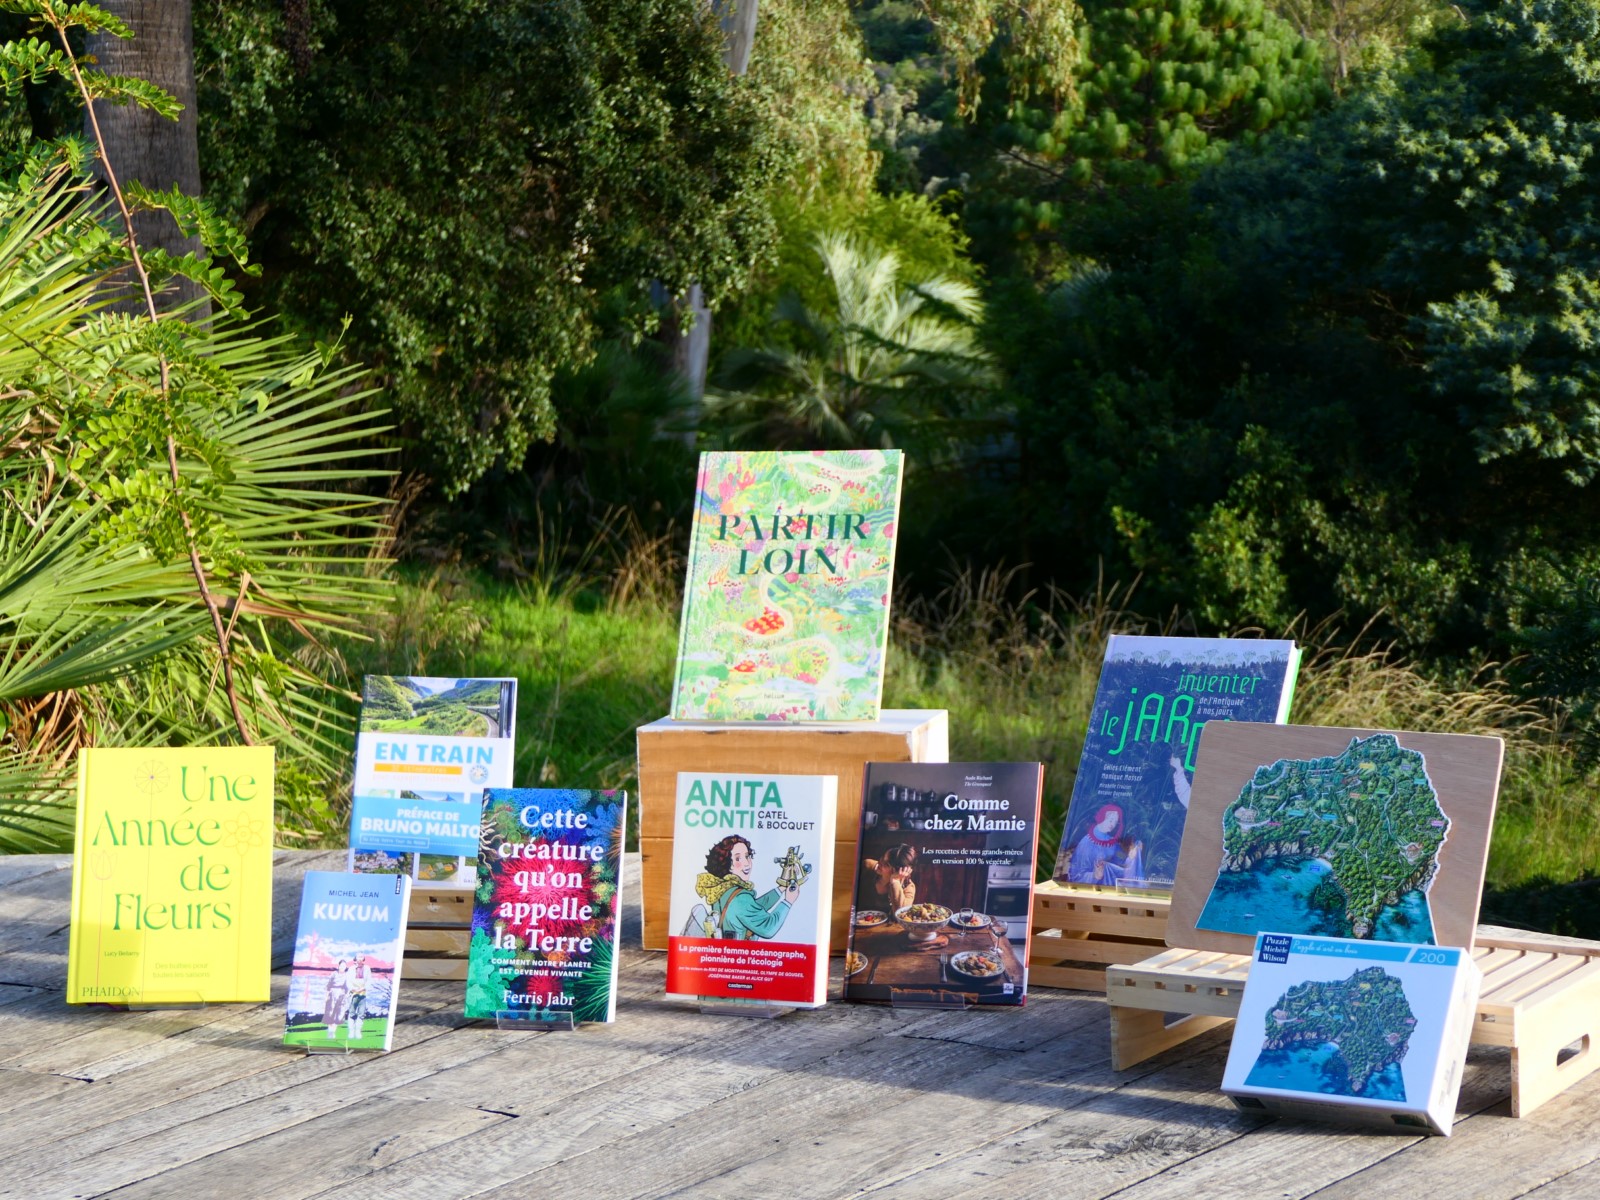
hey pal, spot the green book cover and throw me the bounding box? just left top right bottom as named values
left=671, top=450, right=904, bottom=722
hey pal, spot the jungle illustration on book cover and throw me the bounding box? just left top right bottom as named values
left=672, top=450, right=903, bottom=723
left=465, top=788, right=626, bottom=1024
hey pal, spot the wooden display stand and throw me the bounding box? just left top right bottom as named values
left=637, top=709, right=949, bottom=951
left=1027, top=881, right=1170, bottom=992
left=1104, top=930, right=1600, bottom=1118
left=401, top=886, right=472, bottom=980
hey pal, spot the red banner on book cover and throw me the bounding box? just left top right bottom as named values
left=666, top=937, right=821, bottom=1004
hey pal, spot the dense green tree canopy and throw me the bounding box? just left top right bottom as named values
left=937, top=0, right=1327, bottom=267
left=994, top=0, right=1600, bottom=654
left=195, top=0, right=787, bottom=493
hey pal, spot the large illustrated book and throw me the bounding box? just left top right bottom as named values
left=671, top=449, right=904, bottom=723
left=1053, top=635, right=1301, bottom=890
left=67, top=746, right=275, bottom=1004
left=665, top=772, right=838, bottom=1008
left=843, top=761, right=1043, bottom=1007
left=1166, top=723, right=1503, bottom=955
left=348, top=675, right=517, bottom=886
left=466, top=788, right=626, bottom=1023
left=284, top=871, right=412, bottom=1051
left=1221, top=932, right=1481, bottom=1135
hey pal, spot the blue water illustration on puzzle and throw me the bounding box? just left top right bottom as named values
left=1247, top=1043, right=1407, bottom=1101
left=1197, top=856, right=1436, bottom=943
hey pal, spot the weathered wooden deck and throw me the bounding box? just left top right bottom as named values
left=1, top=850, right=1597, bottom=1200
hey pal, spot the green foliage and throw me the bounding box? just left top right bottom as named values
left=939, top=0, right=1327, bottom=270
left=715, top=189, right=978, bottom=359
left=1510, top=554, right=1600, bottom=771
left=1270, top=0, right=1451, bottom=82
left=984, top=0, right=1600, bottom=656
left=706, top=232, right=998, bottom=455
left=79, top=71, right=180, bottom=118
left=0, top=170, right=395, bottom=849
left=193, top=0, right=788, bottom=495
left=922, top=0, right=1083, bottom=116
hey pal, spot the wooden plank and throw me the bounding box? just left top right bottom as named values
left=404, top=928, right=471, bottom=955
left=1294, top=1069, right=1600, bottom=1200
left=294, top=989, right=1112, bottom=1200
left=0, top=1067, right=86, bottom=1117
left=1032, top=880, right=1171, bottom=941
left=0, top=869, right=77, bottom=955
left=91, top=1094, right=507, bottom=1200
left=1166, top=724, right=1502, bottom=955
left=1517, top=1157, right=1600, bottom=1198
left=400, top=957, right=469, bottom=981
left=0, top=854, right=70, bottom=889
left=0, top=984, right=470, bottom=1150
left=1018, top=1050, right=1522, bottom=1200
left=1031, top=929, right=1167, bottom=965
left=635, top=710, right=948, bottom=949
left=0, top=1016, right=507, bottom=1197
left=1029, top=962, right=1123, bottom=992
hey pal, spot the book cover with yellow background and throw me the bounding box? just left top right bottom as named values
left=67, top=747, right=275, bottom=1004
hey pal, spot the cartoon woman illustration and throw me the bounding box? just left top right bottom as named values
left=1065, top=803, right=1146, bottom=886
left=693, top=835, right=799, bottom=939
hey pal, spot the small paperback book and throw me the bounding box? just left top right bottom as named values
left=1222, top=933, right=1481, bottom=1135
left=284, top=871, right=412, bottom=1051
left=348, top=675, right=517, bottom=886
left=666, top=772, right=838, bottom=1008
left=1054, top=635, right=1300, bottom=890
left=466, top=788, right=627, bottom=1024
left=844, top=762, right=1043, bottom=1007
left=67, top=746, right=275, bottom=1005
left=672, top=449, right=904, bottom=722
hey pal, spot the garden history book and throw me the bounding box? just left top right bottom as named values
left=843, top=761, right=1043, bottom=1007
left=465, top=788, right=626, bottom=1024
left=665, top=772, right=838, bottom=1008
left=284, top=871, right=411, bottom=1052
left=1053, top=635, right=1301, bottom=891
left=671, top=449, right=904, bottom=722
left=67, top=746, right=275, bottom=1005
left=347, top=675, right=516, bottom=887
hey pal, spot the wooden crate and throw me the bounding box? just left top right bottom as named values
left=637, top=710, right=949, bottom=951
left=401, top=886, right=472, bottom=981
left=1027, top=881, right=1171, bottom=992
left=1104, top=931, right=1600, bottom=1117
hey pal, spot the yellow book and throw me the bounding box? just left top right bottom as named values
left=67, top=747, right=275, bottom=1004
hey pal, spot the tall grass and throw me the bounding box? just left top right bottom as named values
left=333, top=549, right=1595, bottom=932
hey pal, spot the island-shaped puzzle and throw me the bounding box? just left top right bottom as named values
left=1197, top=733, right=1449, bottom=941
left=1246, top=965, right=1416, bottom=1099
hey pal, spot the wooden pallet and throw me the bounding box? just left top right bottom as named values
left=1104, top=932, right=1600, bottom=1117
left=401, top=886, right=472, bottom=981
left=1027, top=881, right=1170, bottom=991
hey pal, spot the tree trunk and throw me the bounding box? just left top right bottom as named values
left=85, top=0, right=209, bottom=318
left=657, top=1, right=759, bottom=413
